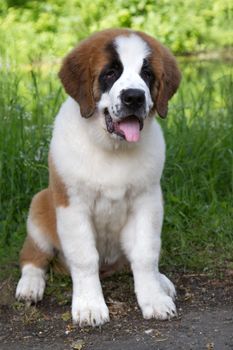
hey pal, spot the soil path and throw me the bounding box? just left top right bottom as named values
left=0, top=272, right=232, bottom=350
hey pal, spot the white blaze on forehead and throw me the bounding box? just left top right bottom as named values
left=114, top=34, right=151, bottom=71
left=98, top=32, right=154, bottom=134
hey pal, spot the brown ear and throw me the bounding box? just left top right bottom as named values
left=58, top=45, right=95, bottom=118
left=156, top=47, right=181, bottom=118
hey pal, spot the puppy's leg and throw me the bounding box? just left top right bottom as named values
left=16, top=238, right=51, bottom=303
left=159, top=273, right=176, bottom=300
left=57, top=204, right=109, bottom=327
left=16, top=190, right=55, bottom=303
left=121, top=186, right=176, bottom=320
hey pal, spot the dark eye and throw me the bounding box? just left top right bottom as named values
left=105, top=69, right=117, bottom=79
left=142, top=69, right=152, bottom=80
left=141, top=58, right=155, bottom=85
left=99, top=60, right=123, bottom=92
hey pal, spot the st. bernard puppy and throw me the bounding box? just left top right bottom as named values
left=16, top=28, right=181, bottom=326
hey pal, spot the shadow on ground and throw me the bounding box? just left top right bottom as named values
left=0, top=271, right=233, bottom=350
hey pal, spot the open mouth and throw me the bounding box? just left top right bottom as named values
left=104, top=109, right=144, bottom=143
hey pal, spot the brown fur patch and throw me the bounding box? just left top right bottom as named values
left=29, top=188, right=60, bottom=250
left=19, top=156, right=68, bottom=270
left=58, top=28, right=131, bottom=118
left=20, top=236, right=53, bottom=270
left=136, top=31, right=181, bottom=118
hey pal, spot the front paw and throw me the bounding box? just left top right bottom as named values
left=72, top=297, right=109, bottom=327
left=159, top=273, right=176, bottom=300
left=139, top=292, right=177, bottom=320
left=15, top=265, right=45, bottom=304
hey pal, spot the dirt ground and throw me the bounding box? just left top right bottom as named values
left=0, top=271, right=233, bottom=350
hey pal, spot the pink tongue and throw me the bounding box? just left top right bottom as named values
left=118, top=119, right=140, bottom=142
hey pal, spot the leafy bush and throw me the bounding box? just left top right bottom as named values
left=0, top=0, right=232, bottom=64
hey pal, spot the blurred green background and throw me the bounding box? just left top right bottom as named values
left=0, top=0, right=232, bottom=278
left=0, top=0, right=232, bottom=63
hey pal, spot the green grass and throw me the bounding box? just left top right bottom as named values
left=161, top=60, right=233, bottom=271
left=0, top=64, right=63, bottom=274
left=0, top=59, right=232, bottom=278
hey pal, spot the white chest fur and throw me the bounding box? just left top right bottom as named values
left=93, top=187, right=129, bottom=264
left=50, top=98, right=165, bottom=264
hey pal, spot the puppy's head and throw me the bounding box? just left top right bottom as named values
left=59, top=29, right=181, bottom=144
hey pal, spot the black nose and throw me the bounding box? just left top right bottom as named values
left=121, top=89, right=145, bottom=109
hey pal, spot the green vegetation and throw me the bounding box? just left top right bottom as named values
left=161, top=60, right=233, bottom=272
left=0, top=0, right=232, bottom=278
left=0, top=65, right=63, bottom=275
left=0, top=0, right=232, bottom=64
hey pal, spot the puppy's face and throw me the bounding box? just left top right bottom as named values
left=59, top=29, right=181, bottom=144
left=98, top=35, right=154, bottom=143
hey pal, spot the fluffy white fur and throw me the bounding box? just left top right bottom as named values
left=27, top=216, right=53, bottom=255
left=49, top=96, right=176, bottom=325
left=108, top=34, right=153, bottom=119
left=16, top=33, right=177, bottom=326
left=16, top=264, right=46, bottom=303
